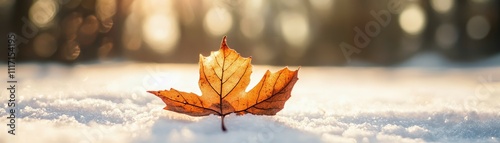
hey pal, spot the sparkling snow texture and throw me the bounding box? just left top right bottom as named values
left=1, top=62, right=499, bottom=143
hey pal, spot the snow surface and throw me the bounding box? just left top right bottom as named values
left=1, top=62, right=500, bottom=143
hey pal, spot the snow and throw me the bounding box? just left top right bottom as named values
left=1, top=62, right=499, bottom=143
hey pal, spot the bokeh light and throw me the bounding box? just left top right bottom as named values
left=467, top=15, right=490, bottom=40
left=239, top=0, right=265, bottom=39
left=5, top=0, right=500, bottom=65
left=29, top=0, right=58, bottom=28
left=240, top=15, right=264, bottom=39
left=33, top=33, right=57, bottom=58
left=203, top=7, right=233, bottom=37
left=62, top=12, right=83, bottom=40
left=96, top=0, right=116, bottom=21
left=96, top=0, right=116, bottom=33
left=309, top=0, right=334, bottom=14
left=62, top=40, right=81, bottom=60
left=98, top=37, right=113, bottom=60
left=430, top=0, right=454, bottom=14
left=242, top=0, right=264, bottom=14
left=399, top=4, right=426, bottom=35
left=435, top=23, right=458, bottom=49
left=125, top=0, right=181, bottom=55
left=278, top=11, right=310, bottom=57
left=140, top=0, right=174, bottom=15
left=142, top=14, right=180, bottom=54
left=78, top=15, right=99, bottom=46
left=123, top=13, right=142, bottom=51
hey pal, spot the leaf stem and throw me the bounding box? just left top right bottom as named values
left=221, top=115, right=227, bottom=132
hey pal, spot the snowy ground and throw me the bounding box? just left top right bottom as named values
left=1, top=62, right=499, bottom=143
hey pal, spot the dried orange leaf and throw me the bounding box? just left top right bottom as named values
left=148, top=36, right=299, bottom=131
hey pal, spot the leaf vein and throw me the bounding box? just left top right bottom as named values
left=202, top=62, right=221, bottom=95
left=222, top=59, right=249, bottom=99
left=167, top=92, right=219, bottom=114
left=231, top=72, right=295, bottom=114
left=222, top=58, right=245, bottom=83
left=224, top=55, right=239, bottom=71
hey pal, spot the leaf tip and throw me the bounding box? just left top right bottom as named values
left=147, top=91, right=158, bottom=95
left=284, top=66, right=301, bottom=72
left=220, top=36, right=228, bottom=50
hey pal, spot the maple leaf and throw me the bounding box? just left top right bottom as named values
left=148, top=36, right=299, bottom=131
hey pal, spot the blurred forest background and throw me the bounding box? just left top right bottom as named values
left=0, top=0, right=499, bottom=66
